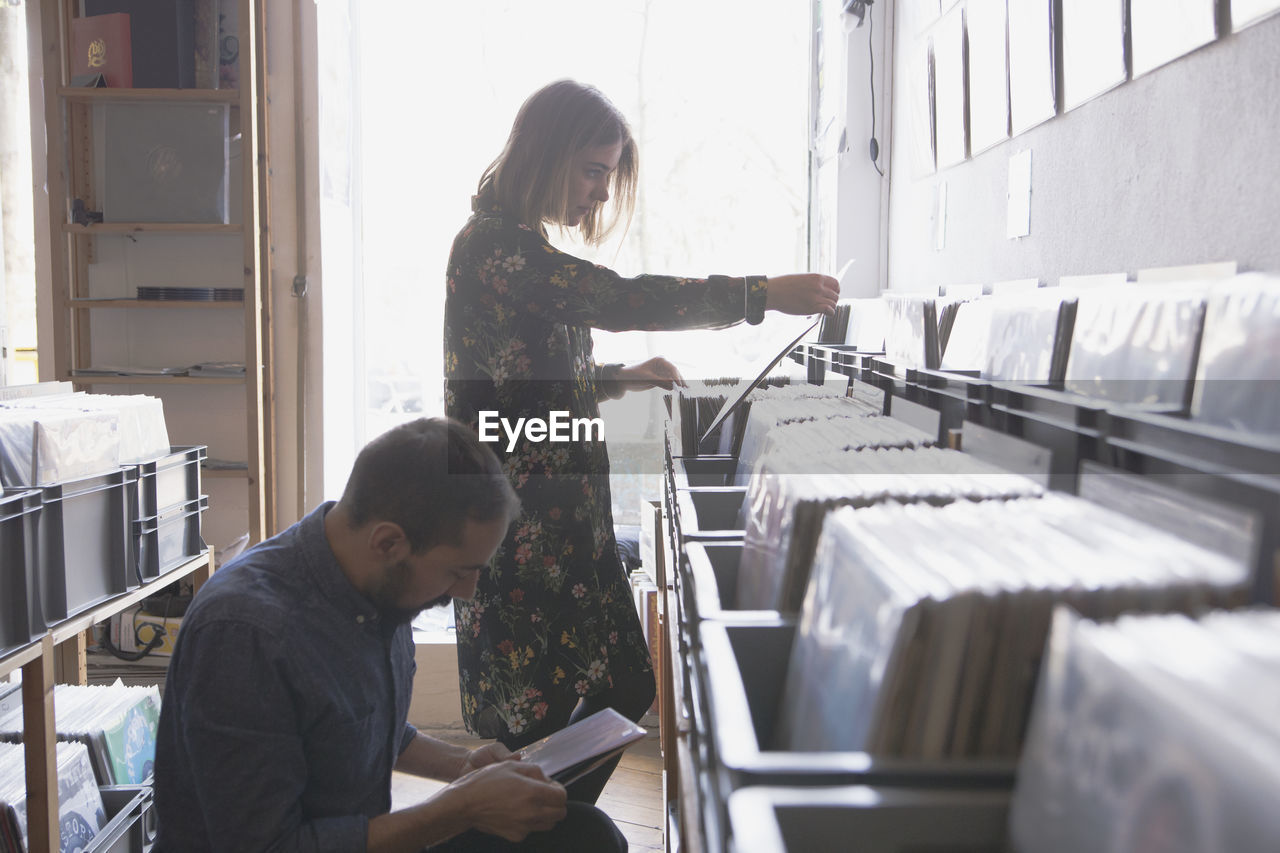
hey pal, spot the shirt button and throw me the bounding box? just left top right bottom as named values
left=356, top=614, right=365, bottom=624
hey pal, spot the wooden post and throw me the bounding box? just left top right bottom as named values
left=53, top=629, right=88, bottom=685
left=22, top=635, right=58, bottom=853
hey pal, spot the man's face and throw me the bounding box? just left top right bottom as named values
left=368, top=516, right=507, bottom=623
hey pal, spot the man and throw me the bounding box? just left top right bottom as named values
left=154, top=418, right=628, bottom=851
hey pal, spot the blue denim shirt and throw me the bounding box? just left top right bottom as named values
left=154, top=503, right=418, bottom=852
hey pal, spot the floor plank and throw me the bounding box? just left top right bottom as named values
left=393, top=722, right=664, bottom=851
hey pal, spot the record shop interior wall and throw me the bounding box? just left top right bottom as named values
left=883, top=12, right=1280, bottom=292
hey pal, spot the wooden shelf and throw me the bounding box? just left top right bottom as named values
left=64, top=222, right=241, bottom=235
left=70, top=298, right=245, bottom=309
left=50, top=550, right=213, bottom=644
left=67, top=373, right=245, bottom=385
left=0, top=639, right=45, bottom=681
left=58, top=86, right=239, bottom=103
left=0, top=550, right=213, bottom=679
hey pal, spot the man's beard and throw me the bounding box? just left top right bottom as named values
left=369, top=560, right=453, bottom=626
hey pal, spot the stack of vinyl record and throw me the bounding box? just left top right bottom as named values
left=1188, top=272, right=1280, bottom=436
left=735, top=396, right=887, bottom=480
left=983, top=289, right=1076, bottom=383
left=0, top=741, right=107, bottom=852
left=938, top=298, right=994, bottom=373
left=736, top=445, right=1043, bottom=612
left=818, top=301, right=852, bottom=343
left=843, top=298, right=890, bottom=352
left=137, top=286, right=244, bottom=301
left=1063, top=284, right=1209, bottom=409
left=1010, top=607, right=1280, bottom=852
left=883, top=294, right=940, bottom=370
left=0, top=683, right=161, bottom=786
left=775, top=495, right=1248, bottom=761
left=674, top=379, right=849, bottom=456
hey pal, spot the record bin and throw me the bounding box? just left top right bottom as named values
left=726, top=786, right=1011, bottom=853
left=1101, top=410, right=1280, bottom=604
left=0, top=489, right=43, bottom=656
left=23, top=468, right=134, bottom=622
left=90, top=784, right=155, bottom=853
left=694, top=620, right=1016, bottom=840
left=672, top=487, right=747, bottom=543
left=669, top=456, right=737, bottom=490
left=981, top=385, right=1109, bottom=492
left=681, top=541, right=781, bottom=623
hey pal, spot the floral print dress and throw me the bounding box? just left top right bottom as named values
left=445, top=206, right=768, bottom=739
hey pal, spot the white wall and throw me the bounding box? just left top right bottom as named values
left=882, top=8, right=1280, bottom=292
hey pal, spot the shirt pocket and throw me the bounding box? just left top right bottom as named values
left=304, top=700, right=385, bottom=796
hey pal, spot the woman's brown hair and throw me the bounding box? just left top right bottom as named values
left=474, top=80, right=638, bottom=245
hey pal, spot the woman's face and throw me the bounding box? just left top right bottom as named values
left=561, top=141, right=623, bottom=227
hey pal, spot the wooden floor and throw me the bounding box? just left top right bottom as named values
left=392, top=719, right=663, bottom=851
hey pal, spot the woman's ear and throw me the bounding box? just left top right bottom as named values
left=367, top=521, right=409, bottom=560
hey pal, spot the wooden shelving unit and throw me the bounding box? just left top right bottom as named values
left=19, top=0, right=272, bottom=848
left=1, top=551, right=214, bottom=853
left=36, top=0, right=272, bottom=544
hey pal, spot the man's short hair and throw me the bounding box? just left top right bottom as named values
left=340, top=417, right=519, bottom=551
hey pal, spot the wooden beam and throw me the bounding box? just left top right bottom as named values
left=22, top=635, right=58, bottom=853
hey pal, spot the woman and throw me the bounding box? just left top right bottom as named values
left=445, top=79, right=837, bottom=803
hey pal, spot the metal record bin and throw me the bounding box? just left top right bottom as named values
left=693, top=620, right=1016, bottom=850
left=726, top=786, right=1011, bottom=853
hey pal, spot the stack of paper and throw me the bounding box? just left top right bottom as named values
left=775, top=495, right=1248, bottom=760
left=0, top=740, right=107, bottom=852
left=1011, top=607, right=1280, bottom=852
left=0, top=682, right=161, bottom=786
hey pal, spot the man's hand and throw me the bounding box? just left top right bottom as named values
left=460, top=741, right=516, bottom=773
left=764, top=273, right=840, bottom=316
left=617, top=356, right=686, bottom=392
left=449, top=760, right=568, bottom=841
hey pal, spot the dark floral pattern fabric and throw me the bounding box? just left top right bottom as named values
left=445, top=208, right=767, bottom=738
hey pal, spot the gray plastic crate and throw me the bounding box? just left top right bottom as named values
left=727, top=785, right=1011, bottom=853
left=134, top=495, right=208, bottom=583
left=133, top=446, right=206, bottom=518
left=0, top=489, right=43, bottom=655
left=91, top=785, right=155, bottom=853
left=32, top=469, right=134, bottom=622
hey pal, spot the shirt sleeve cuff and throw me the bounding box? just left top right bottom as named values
left=745, top=275, right=768, bottom=325
left=399, top=723, right=418, bottom=756
left=311, top=815, right=370, bottom=852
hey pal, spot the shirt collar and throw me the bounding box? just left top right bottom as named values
left=300, top=501, right=381, bottom=626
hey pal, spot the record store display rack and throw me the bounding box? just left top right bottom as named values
left=656, top=272, right=1280, bottom=852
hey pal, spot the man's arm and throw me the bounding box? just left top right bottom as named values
left=391, top=730, right=514, bottom=782
left=160, top=622, right=369, bottom=852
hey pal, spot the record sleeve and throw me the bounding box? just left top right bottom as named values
left=515, top=708, right=646, bottom=785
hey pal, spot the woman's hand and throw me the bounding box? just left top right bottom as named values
left=764, top=273, right=840, bottom=316
left=617, top=357, right=687, bottom=392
